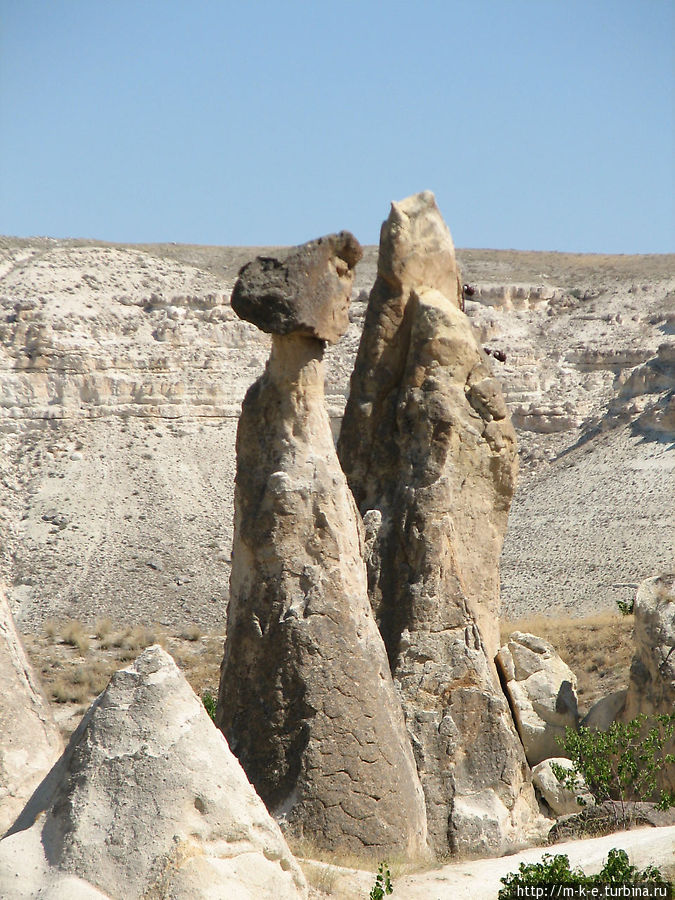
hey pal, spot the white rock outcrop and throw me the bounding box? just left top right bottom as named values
left=337, top=193, right=543, bottom=858
left=623, top=573, right=675, bottom=795
left=0, top=587, right=63, bottom=835
left=532, top=758, right=595, bottom=817
left=496, top=632, right=579, bottom=766
left=580, top=690, right=627, bottom=732
left=0, top=646, right=308, bottom=900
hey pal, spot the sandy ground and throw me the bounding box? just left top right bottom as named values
left=304, top=826, right=675, bottom=899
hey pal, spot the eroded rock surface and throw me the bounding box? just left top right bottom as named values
left=0, top=646, right=308, bottom=900
left=623, top=574, right=675, bottom=795
left=0, top=587, right=62, bottom=835
left=532, top=758, right=594, bottom=817
left=338, top=193, right=542, bottom=857
left=231, top=231, right=362, bottom=342
left=216, top=235, right=428, bottom=858
left=496, top=631, right=579, bottom=767
left=580, top=690, right=627, bottom=732
left=0, top=238, right=672, bottom=632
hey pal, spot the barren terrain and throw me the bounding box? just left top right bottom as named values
left=1, top=236, right=672, bottom=637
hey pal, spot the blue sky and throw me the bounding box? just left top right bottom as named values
left=1, top=1, right=673, bottom=252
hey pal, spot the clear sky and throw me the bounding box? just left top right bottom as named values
left=1, top=0, right=673, bottom=252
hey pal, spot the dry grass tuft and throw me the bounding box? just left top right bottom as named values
left=95, top=617, right=113, bottom=640
left=60, top=619, right=90, bottom=655
left=500, top=611, right=634, bottom=712
left=179, top=624, right=202, bottom=642
left=302, top=860, right=340, bottom=895
left=43, top=619, right=58, bottom=640
left=52, top=677, right=90, bottom=704
left=101, top=624, right=163, bottom=652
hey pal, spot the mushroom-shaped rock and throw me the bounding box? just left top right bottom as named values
left=0, top=646, right=308, bottom=900
left=0, top=589, right=63, bottom=835
left=231, top=231, right=362, bottom=343
left=217, top=233, right=428, bottom=858
left=496, top=631, right=580, bottom=767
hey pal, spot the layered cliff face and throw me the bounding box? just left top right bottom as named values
left=338, top=193, right=542, bottom=858
left=0, top=237, right=672, bottom=631
left=216, top=234, right=428, bottom=858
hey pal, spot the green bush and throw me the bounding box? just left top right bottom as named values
left=499, top=849, right=667, bottom=898
left=369, top=861, right=393, bottom=899
left=616, top=597, right=634, bottom=616
left=552, top=713, right=675, bottom=828
left=202, top=690, right=217, bottom=722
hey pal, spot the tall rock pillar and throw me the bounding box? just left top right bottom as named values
left=338, top=193, right=543, bottom=857
left=216, top=233, right=428, bottom=858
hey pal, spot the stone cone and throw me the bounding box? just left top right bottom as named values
left=338, top=192, right=543, bottom=857
left=0, top=587, right=63, bottom=836
left=0, top=646, right=308, bottom=900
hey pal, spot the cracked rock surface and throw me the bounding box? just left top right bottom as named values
left=0, top=645, right=308, bottom=900
left=338, top=192, right=543, bottom=857
left=216, top=237, right=428, bottom=858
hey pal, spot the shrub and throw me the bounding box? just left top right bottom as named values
left=553, top=713, right=675, bottom=828
left=60, top=619, right=90, bottom=655
left=369, top=862, right=393, bottom=900
left=202, top=691, right=217, bottom=722
left=95, top=617, right=113, bottom=639
left=180, top=625, right=202, bottom=642
left=499, top=849, right=667, bottom=898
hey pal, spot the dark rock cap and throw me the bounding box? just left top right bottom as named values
left=231, top=231, right=362, bottom=343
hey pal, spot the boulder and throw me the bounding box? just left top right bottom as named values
left=623, top=573, right=675, bottom=794
left=217, top=237, right=428, bottom=858
left=0, top=646, right=308, bottom=900
left=532, top=758, right=594, bottom=817
left=230, top=231, right=362, bottom=342
left=0, top=588, right=63, bottom=835
left=337, top=193, right=543, bottom=858
left=496, top=631, right=579, bottom=766
left=580, top=690, right=627, bottom=732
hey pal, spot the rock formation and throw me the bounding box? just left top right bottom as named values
left=496, top=631, right=579, bottom=766
left=531, top=758, right=594, bottom=817
left=580, top=690, right=627, bottom=732
left=337, top=192, right=542, bottom=857
left=623, top=574, right=675, bottom=795
left=1, top=238, right=672, bottom=633
left=0, top=587, right=63, bottom=835
left=216, top=233, right=428, bottom=858
left=0, top=646, right=308, bottom=900
left=610, top=341, right=675, bottom=438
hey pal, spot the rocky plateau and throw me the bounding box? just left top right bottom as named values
left=0, top=234, right=672, bottom=635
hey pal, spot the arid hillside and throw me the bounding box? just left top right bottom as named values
left=0, top=237, right=673, bottom=636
